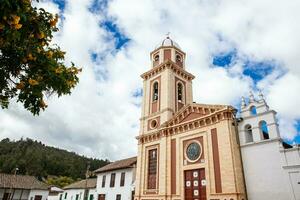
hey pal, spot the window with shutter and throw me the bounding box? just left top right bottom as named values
left=120, top=172, right=125, bottom=187
left=110, top=173, right=116, bottom=187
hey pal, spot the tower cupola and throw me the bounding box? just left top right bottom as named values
left=150, top=35, right=186, bottom=68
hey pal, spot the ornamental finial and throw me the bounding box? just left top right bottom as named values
left=241, top=96, right=246, bottom=108
left=249, top=91, right=255, bottom=102
left=166, top=32, right=170, bottom=38
left=259, top=90, right=264, bottom=100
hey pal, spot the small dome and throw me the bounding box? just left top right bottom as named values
left=156, top=36, right=181, bottom=49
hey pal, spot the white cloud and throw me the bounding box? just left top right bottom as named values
left=0, top=0, right=300, bottom=160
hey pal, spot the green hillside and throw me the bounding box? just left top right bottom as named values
left=0, top=138, right=109, bottom=180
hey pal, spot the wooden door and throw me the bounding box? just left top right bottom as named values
left=184, top=168, right=206, bottom=200
left=34, top=195, right=42, bottom=200
left=98, top=194, right=105, bottom=200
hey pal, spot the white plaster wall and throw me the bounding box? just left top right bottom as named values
left=280, top=146, right=300, bottom=200
left=48, top=194, right=61, bottom=200
left=28, top=190, right=49, bottom=200
left=48, top=191, right=63, bottom=200
left=62, top=188, right=96, bottom=200
left=241, top=140, right=294, bottom=200
left=87, top=189, right=97, bottom=200
left=0, top=189, right=30, bottom=200
left=61, top=189, right=84, bottom=200
left=96, top=168, right=134, bottom=200
left=281, top=147, right=300, bottom=166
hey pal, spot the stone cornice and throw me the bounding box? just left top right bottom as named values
left=166, top=103, right=230, bottom=127
left=150, top=45, right=186, bottom=56
left=136, top=106, right=235, bottom=144
left=140, top=60, right=195, bottom=81
left=140, top=108, right=175, bottom=121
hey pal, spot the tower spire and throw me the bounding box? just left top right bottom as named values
left=259, top=90, right=264, bottom=100
left=249, top=91, right=255, bottom=102
left=241, top=96, right=246, bottom=108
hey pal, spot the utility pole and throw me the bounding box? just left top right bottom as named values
left=84, top=162, right=90, bottom=200
left=9, top=167, right=19, bottom=200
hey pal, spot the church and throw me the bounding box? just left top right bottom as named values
left=134, top=36, right=247, bottom=200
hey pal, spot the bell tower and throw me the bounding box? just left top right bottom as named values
left=139, top=36, right=195, bottom=135
left=135, top=36, right=247, bottom=200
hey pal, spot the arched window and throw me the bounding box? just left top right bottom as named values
left=177, top=82, right=183, bottom=102
left=259, top=120, right=269, bottom=140
left=245, top=124, right=253, bottom=143
left=250, top=106, right=257, bottom=115
left=153, top=54, right=159, bottom=67
left=176, top=54, right=182, bottom=67
left=152, top=82, right=159, bottom=101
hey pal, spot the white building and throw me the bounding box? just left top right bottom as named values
left=94, top=157, right=136, bottom=200
left=0, top=173, right=49, bottom=200
left=48, top=186, right=63, bottom=200
left=238, top=92, right=300, bottom=200
left=62, top=179, right=97, bottom=200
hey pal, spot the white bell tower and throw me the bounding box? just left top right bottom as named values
left=238, top=91, right=280, bottom=145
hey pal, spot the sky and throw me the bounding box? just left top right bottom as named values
left=1, top=0, right=300, bottom=161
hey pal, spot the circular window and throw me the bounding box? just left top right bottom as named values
left=150, top=119, right=158, bottom=129
left=186, top=142, right=201, bottom=162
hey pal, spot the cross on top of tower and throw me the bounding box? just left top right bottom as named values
left=166, top=32, right=170, bottom=39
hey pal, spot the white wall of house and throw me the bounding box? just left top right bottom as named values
left=28, top=190, right=49, bottom=200
left=61, top=189, right=96, bottom=200
left=240, top=140, right=294, bottom=200
left=62, top=189, right=84, bottom=200
left=0, top=188, right=30, bottom=200
left=96, top=168, right=135, bottom=200
left=1, top=189, right=29, bottom=200
left=48, top=193, right=62, bottom=200
left=280, top=146, right=300, bottom=200
left=48, top=186, right=63, bottom=200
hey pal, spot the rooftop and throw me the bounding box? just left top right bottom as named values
left=0, top=173, right=49, bottom=190
left=155, top=36, right=181, bottom=49
left=63, top=178, right=97, bottom=190
left=94, top=156, right=137, bottom=173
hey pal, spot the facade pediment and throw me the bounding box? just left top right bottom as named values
left=140, top=60, right=195, bottom=81
left=164, top=103, right=229, bottom=127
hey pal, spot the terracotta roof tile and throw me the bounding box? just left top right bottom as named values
left=94, top=157, right=137, bottom=173
left=63, top=178, right=96, bottom=190
left=0, top=173, right=49, bottom=190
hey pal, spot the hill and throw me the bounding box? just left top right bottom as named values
left=0, top=138, right=109, bottom=180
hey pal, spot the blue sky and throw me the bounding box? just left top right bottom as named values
left=212, top=50, right=300, bottom=144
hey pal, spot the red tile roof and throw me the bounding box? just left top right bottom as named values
left=0, top=173, right=49, bottom=190
left=94, top=156, right=137, bottom=173
left=63, top=178, right=96, bottom=190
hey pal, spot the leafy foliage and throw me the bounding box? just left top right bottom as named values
left=0, top=138, right=109, bottom=181
left=46, top=176, right=75, bottom=188
left=0, top=0, right=81, bottom=115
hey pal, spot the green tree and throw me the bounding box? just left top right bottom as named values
left=0, top=138, right=110, bottom=180
left=0, top=0, right=81, bottom=115
left=46, top=176, right=75, bottom=188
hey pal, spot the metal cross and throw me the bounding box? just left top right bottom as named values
left=166, top=32, right=170, bottom=38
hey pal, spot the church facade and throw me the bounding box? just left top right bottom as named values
left=134, top=37, right=247, bottom=200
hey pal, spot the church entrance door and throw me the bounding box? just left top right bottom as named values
left=184, top=168, right=206, bottom=200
